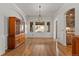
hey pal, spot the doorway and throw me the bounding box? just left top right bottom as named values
left=66, top=8, right=75, bottom=45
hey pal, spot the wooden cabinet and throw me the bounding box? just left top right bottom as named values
left=66, top=33, right=74, bottom=45
left=8, top=17, right=25, bottom=49
left=72, top=36, right=79, bottom=56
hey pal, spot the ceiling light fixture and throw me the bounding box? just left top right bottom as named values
left=38, top=5, right=42, bottom=22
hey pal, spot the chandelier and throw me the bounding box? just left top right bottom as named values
left=38, top=5, right=42, bottom=22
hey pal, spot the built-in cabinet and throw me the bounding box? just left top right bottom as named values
left=66, top=8, right=75, bottom=45
left=8, top=17, right=25, bottom=49
left=72, top=36, right=79, bottom=56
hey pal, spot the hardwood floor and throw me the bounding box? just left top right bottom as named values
left=58, top=42, right=72, bottom=56
left=4, top=38, right=56, bottom=56
left=30, top=38, right=56, bottom=56
left=3, top=38, right=72, bottom=56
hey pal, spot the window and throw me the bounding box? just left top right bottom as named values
left=35, top=22, right=45, bottom=32
left=47, top=22, right=50, bottom=32
left=30, top=22, right=50, bottom=32
left=30, top=22, right=33, bottom=32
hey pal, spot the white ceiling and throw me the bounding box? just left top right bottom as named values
left=16, top=3, right=64, bottom=17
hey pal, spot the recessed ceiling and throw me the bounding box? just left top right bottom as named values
left=16, top=3, right=64, bottom=17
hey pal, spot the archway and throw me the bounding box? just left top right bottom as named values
left=65, top=8, right=75, bottom=55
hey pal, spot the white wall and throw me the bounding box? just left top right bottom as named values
left=0, top=3, right=26, bottom=55
left=26, top=16, right=53, bottom=38
left=75, top=6, right=79, bottom=35
left=56, top=14, right=66, bottom=46
left=54, top=3, right=79, bottom=46
left=0, top=16, right=5, bottom=55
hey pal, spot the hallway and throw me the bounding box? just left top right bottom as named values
left=0, top=3, right=79, bottom=56
left=4, top=38, right=56, bottom=56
